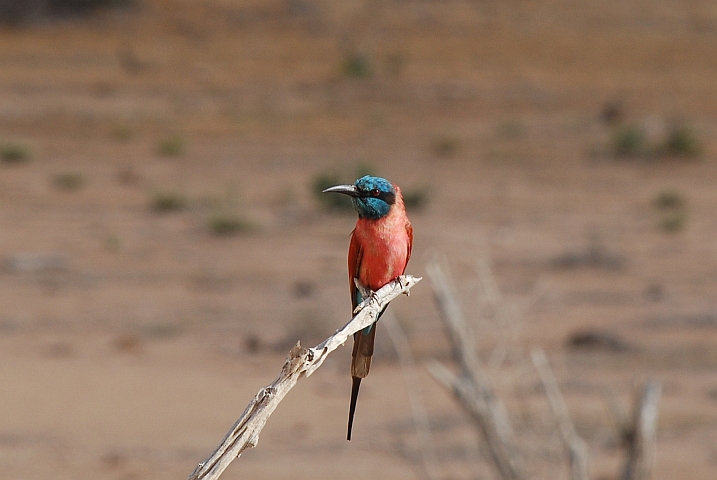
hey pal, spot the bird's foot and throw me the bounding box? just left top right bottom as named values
left=353, top=282, right=378, bottom=314
left=353, top=294, right=377, bottom=314
left=397, top=275, right=410, bottom=295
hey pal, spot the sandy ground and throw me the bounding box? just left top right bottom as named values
left=1, top=1, right=717, bottom=479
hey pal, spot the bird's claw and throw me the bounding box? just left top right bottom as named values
left=353, top=289, right=379, bottom=315
left=397, top=275, right=410, bottom=296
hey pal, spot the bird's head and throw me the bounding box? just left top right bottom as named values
left=323, top=175, right=397, bottom=220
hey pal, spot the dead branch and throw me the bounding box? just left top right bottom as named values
left=187, top=274, right=422, bottom=480
left=622, top=380, right=661, bottom=480
left=425, top=255, right=664, bottom=480
left=426, top=260, right=526, bottom=480
left=530, top=348, right=589, bottom=480
left=475, top=257, right=521, bottom=370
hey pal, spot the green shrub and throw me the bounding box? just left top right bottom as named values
left=151, top=192, right=187, bottom=212
left=139, top=322, right=183, bottom=340
left=653, top=189, right=687, bottom=233
left=112, top=124, right=134, bottom=141
left=208, top=214, right=252, bottom=236
left=432, top=134, right=461, bottom=158
left=343, top=53, right=372, bottom=79
left=0, top=0, right=135, bottom=25
left=659, top=212, right=686, bottom=233
left=156, top=135, right=186, bottom=157
left=664, top=124, right=701, bottom=157
left=1, top=142, right=30, bottom=163
left=613, top=125, right=646, bottom=157
left=403, top=186, right=429, bottom=211
left=52, top=172, right=85, bottom=191
left=312, top=173, right=354, bottom=211
left=312, top=165, right=378, bottom=212
left=653, top=190, right=684, bottom=210
left=313, top=167, right=429, bottom=214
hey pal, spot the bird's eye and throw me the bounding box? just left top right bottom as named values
left=371, top=189, right=380, bottom=196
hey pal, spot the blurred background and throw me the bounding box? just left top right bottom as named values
left=0, top=0, right=716, bottom=479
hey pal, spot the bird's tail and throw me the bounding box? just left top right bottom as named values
left=351, top=325, right=376, bottom=378
left=347, top=325, right=377, bottom=440
left=347, top=376, right=361, bottom=441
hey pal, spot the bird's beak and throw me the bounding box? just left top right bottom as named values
left=322, top=184, right=360, bottom=197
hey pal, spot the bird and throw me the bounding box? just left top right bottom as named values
left=323, top=175, right=413, bottom=441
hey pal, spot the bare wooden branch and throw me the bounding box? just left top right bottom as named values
left=383, top=312, right=441, bottom=480
left=187, top=275, right=422, bottom=480
left=475, top=257, right=521, bottom=370
left=530, top=348, right=589, bottom=480
left=426, top=260, right=525, bottom=480
left=622, top=380, right=662, bottom=480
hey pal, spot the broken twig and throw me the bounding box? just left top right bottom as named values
left=530, top=348, right=589, bottom=480
left=622, top=380, right=661, bottom=480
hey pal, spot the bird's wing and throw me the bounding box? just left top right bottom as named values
left=347, top=228, right=363, bottom=311
left=403, top=221, right=413, bottom=274
left=347, top=226, right=374, bottom=377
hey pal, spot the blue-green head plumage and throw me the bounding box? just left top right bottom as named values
left=352, top=176, right=396, bottom=219
left=322, top=175, right=397, bottom=220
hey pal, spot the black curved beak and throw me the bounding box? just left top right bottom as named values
left=322, top=184, right=360, bottom=197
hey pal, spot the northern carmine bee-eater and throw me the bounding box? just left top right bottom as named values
left=323, top=175, right=413, bottom=441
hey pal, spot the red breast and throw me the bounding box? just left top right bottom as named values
left=352, top=186, right=412, bottom=291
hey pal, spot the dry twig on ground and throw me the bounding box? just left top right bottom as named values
left=426, top=260, right=526, bottom=480
left=426, top=255, right=663, bottom=480
left=187, top=275, right=422, bottom=480
left=530, top=348, right=589, bottom=480
left=622, top=380, right=662, bottom=480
